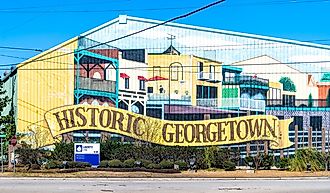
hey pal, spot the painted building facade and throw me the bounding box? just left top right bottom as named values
left=1, top=15, right=330, bottom=157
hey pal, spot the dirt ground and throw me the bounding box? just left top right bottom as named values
left=1, top=170, right=330, bottom=178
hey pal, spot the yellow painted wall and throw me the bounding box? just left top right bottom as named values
left=147, top=54, right=191, bottom=98
left=17, top=37, right=78, bottom=147
left=191, top=56, right=222, bottom=106
left=147, top=54, right=222, bottom=106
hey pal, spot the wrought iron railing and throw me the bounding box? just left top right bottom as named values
left=196, top=98, right=218, bottom=107
left=78, top=77, right=116, bottom=93
left=266, top=99, right=330, bottom=108
left=222, top=98, right=266, bottom=111
left=222, top=75, right=269, bottom=87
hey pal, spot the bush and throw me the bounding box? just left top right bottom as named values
left=98, top=160, right=109, bottom=168
left=260, top=154, right=274, bottom=170
left=108, top=159, right=123, bottom=168
left=123, top=159, right=135, bottom=168
left=159, top=160, right=174, bottom=169
left=146, top=163, right=161, bottom=169
left=52, top=142, right=74, bottom=161
left=138, top=159, right=152, bottom=168
left=174, top=160, right=188, bottom=170
left=290, top=148, right=325, bottom=172
left=224, top=161, right=236, bottom=171
left=275, top=157, right=290, bottom=170
left=45, top=160, right=65, bottom=169
left=66, top=161, right=91, bottom=168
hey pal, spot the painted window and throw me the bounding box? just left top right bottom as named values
left=196, top=85, right=218, bottom=99
left=209, top=65, right=215, bottom=80
left=125, top=78, right=129, bottom=89
left=139, top=80, right=145, bottom=90
left=198, top=62, right=204, bottom=72
left=310, top=116, right=322, bottom=132
left=171, top=66, right=179, bottom=81
left=147, top=87, right=153, bottom=93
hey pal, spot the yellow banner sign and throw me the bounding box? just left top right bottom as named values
left=44, top=105, right=293, bottom=149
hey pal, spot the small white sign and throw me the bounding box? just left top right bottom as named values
left=74, top=143, right=100, bottom=155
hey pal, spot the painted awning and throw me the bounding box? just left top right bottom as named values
left=120, top=73, right=130, bottom=79
left=138, top=76, right=147, bottom=81
left=148, top=76, right=168, bottom=81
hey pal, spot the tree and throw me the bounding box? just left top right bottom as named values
left=0, top=77, right=16, bottom=142
left=279, top=77, right=296, bottom=92
left=326, top=89, right=330, bottom=107
left=308, top=93, right=313, bottom=107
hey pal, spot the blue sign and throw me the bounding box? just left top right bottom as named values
left=74, top=143, right=100, bottom=166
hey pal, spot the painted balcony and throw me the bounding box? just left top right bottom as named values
left=222, top=75, right=269, bottom=89
left=197, top=71, right=221, bottom=82
left=222, top=98, right=266, bottom=112
left=266, top=99, right=330, bottom=108
left=78, top=77, right=116, bottom=93
left=147, top=93, right=192, bottom=105
left=196, top=98, right=218, bottom=107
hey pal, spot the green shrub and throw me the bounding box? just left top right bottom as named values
left=138, top=159, right=152, bottom=168
left=159, top=160, right=174, bottom=169
left=290, top=148, right=325, bottom=172
left=123, top=159, right=135, bottom=168
left=146, top=163, right=161, bottom=169
left=66, top=161, right=91, bottom=168
left=174, top=160, right=188, bottom=170
left=108, top=159, right=123, bottom=168
left=276, top=157, right=290, bottom=170
left=260, top=154, right=274, bottom=170
left=98, top=160, right=109, bottom=168
left=224, top=161, right=236, bottom=171
left=45, top=160, right=64, bottom=169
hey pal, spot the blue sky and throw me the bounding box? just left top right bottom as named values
left=0, top=0, right=330, bottom=67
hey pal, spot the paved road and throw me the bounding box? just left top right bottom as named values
left=0, top=178, right=330, bottom=193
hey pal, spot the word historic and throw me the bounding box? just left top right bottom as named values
left=45, top=105, right=293, bottom=149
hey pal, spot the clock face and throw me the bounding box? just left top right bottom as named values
left=131, top=105, right=140, bottom=114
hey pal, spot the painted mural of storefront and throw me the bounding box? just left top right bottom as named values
left=145, top=49, right=244, bottom=120
left=72, top=40, right=148, bottom=142
left=1, top=15, right=330, bottom=157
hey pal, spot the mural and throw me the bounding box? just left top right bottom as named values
left=45, top=105, right=293, bottom=149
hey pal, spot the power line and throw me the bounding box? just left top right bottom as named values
left=1, top=60, right=329, bottom=70
left=0, top=46, right=43, bottom=52
left=0, top=0, right=328, bottom=13
left=0, top=7, right=199, bottom=13
left=13, top=0, right=226, bottom=69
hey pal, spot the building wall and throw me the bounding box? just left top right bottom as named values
left=147, top=54, right=222, bottom=106
left=232, top=55, right=319, bottom=100
left=81, top=15, right=330, bottom=83
left=16, top=38, right=78, bottom=147
left=317, top=83, right=330, bottom=100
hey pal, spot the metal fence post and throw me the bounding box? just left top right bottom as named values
left=308, top=127, right=312, bottom=148
left=294, top=125, right=298, bottom=151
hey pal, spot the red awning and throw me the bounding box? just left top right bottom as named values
left=138, top=76, right=147, bottom=81
left=120, top=73, right=130, bottom=79
left=148, top=76, right=168, bottom=81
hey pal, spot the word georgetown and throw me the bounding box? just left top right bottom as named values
left=45, top=105, right=292, bottom=148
